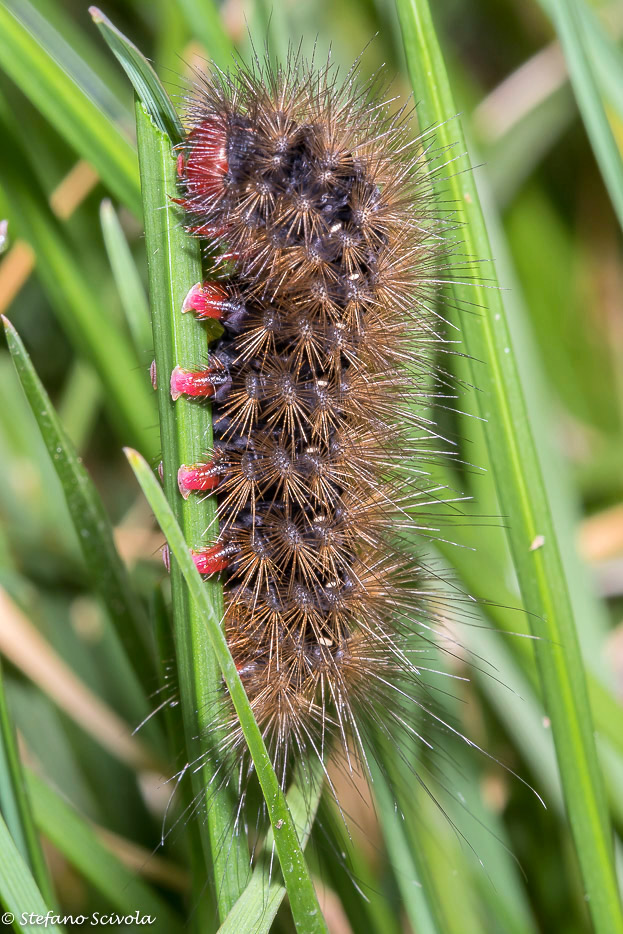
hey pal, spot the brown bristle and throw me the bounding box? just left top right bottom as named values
left=174, top=53, right=461, bottom=783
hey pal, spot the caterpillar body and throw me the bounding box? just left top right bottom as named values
left=171, top=55, right=460, bottom=791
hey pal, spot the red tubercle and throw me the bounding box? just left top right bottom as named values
left=191, top=544, right=232, bottom=575
left=170, top=365, right=215, bottom=401
left=187, top=222, right=229, bottom=239
left=179, top=118, right=229, bottom=200
left=182, top=281, right=228, bottom=320
left=178, top=462, right=221, bottom=498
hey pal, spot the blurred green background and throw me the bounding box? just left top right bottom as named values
left=0, top=0, right=622, bottom=932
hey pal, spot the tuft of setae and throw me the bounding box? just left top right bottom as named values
left=171, top=52, right=468, bottom=796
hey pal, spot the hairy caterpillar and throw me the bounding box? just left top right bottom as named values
left=170, top=51, right=467, bottom=801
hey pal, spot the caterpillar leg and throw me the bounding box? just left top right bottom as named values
left=191, top=544, right=234, bottom=575
left=178, top=462, right=221, bottom=498
left=182, top=281, right=248, bottom=331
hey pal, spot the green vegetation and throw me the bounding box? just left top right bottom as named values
left=0, top=1, right=622, bottom=931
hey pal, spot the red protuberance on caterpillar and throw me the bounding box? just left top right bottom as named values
left=182, top=282, right=228, bottom=320
left=180, top=119, right=228, bottom=201
left=191, top=545, right=230, bottom=575
left=170, top=365, right=215, bottom=401
left=178, top=462, right=220, bottom=498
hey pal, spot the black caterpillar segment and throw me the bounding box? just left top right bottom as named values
left=172, top=55, right=457, bottom=776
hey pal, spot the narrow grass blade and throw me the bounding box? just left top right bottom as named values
left=0, top=4, right=140, bottom=217
left=0, top=585, right=156, bottom=774
left=134, top=96, right=249, bottom=916
left=582, top=5, right=623, bottom=121
left=0, top=811, right=62, bottom=933
left=218, top=759, right=324, bottom=934
left=0, top=114, right=157, bottom=458
left=126, top=448, right=328, bottom=934
left=100, top=199, right=152, bottom=359
left=3, top=0, right=130, bottom=126
left=176, top=0, right=234, bottom=70
left=57, top=359, right=101, bottom=453
left=26, top=771, right=182, bottom=931
left=90, top=7, right=183, bottom=142
left=312, top=797, right=401, bottom=934
left=2, top=317, right=158, bottom=732
left=0, top=659, right=55, bottom=909
left=370, top=757, right=444, bottom=934
left=538, top=0, right=623, bottom=231
left=394, top=2, right=623, bottom=932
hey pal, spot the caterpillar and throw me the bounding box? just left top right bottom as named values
left=170, top=52, right=464, bottom=797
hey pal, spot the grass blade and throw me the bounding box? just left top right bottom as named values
left=57, top=359, right=101, bottom=453
left=176, top=0, right=234, bottom=70
left=0, top=659, right=55, bottom=909
left=125, top=448, right=328, bottom=934
left=0, top=112, right=157, bottom=457
left=26, top=771, right=182, bottom=931
left=394, top=2, right=623, bottom=932
left=0, top=584, right=156, bottom=775
left=3, top=0, right=130, bottom=126
left=90, top=7, right=183, bottom=142
left=99, top=199, right=152, bottom=359
left=2, top=317, right=158, bottom=734
left=540, top=0, right=623, bottom=232
left=218, top=759, right=324, bottom=934
left=370, top=757, right=444, bottom=934
left=134, top=95, right=250, bottom=915
left=0, top=4, right=140, bottom=217
left=0, top=810, right=62, bottom=933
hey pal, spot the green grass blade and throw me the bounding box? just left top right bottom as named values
left=90, top=7, right=183, bottom=142
left=0, top=810, right=62, bottom=933
left=2, top=317, right=159, bottom=736
left=134, top=94, right=250, bottom=916
left=539, top=0, right=623, bottom=231
left=176, top=0, right=234, bottom=70
left=100, top=199, right=152, bottom=359
left=26, top=771, right=182, bottom=931
left=57, top=359, right=101, bottom=453
left=0, top=4, right=140, bottom=217
left=0, top=113, right=157, bottom=457
left=394, top=2, right=623, bottom=932
left=0, top=659, right=55, bottom=909
left=3, top=0, right=130, bottom=126
left=126, top=448, right=328, bottom=934
left=369, top=758, right=444, bottom=934
left=218, top=759, right=324, bottom=934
